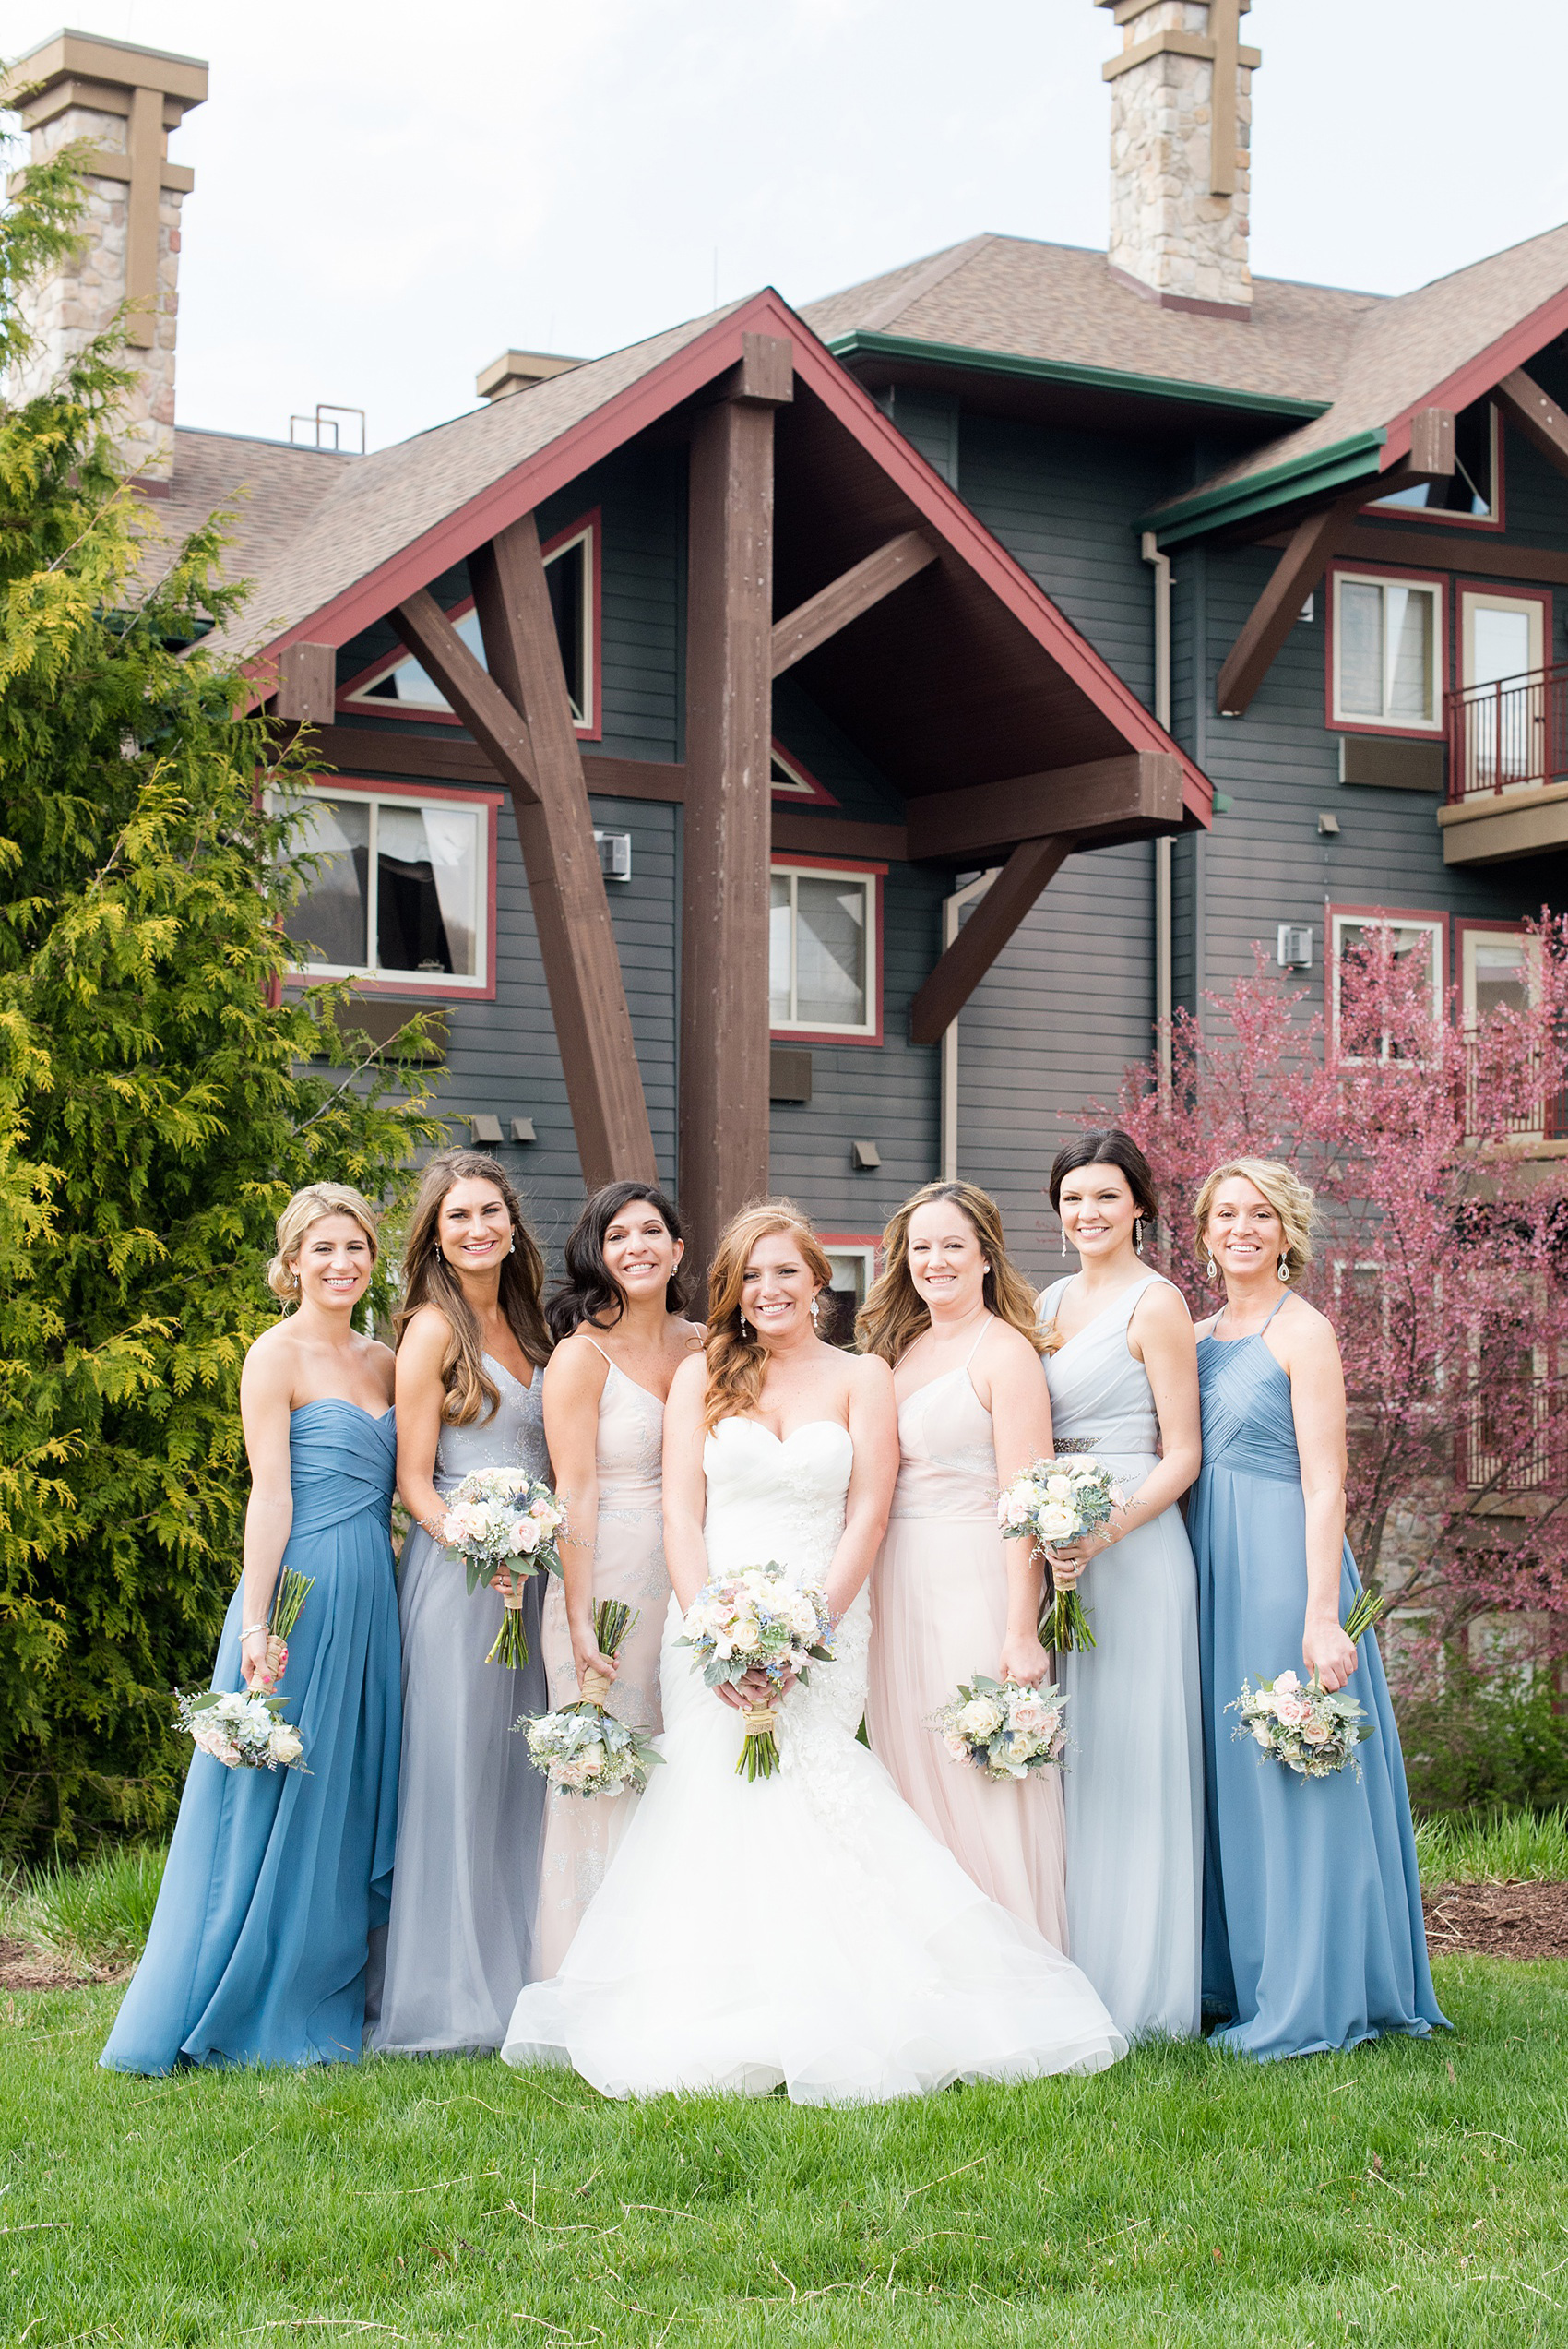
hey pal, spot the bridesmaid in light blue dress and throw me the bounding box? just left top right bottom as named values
left=1191, top=1156, right=1444, bottom=2061
left=371, top=1151, right=553, bottom=2055
left=1038, top=1130, right=1205, bottom=2042
left=102, top=1185, right=400, bottom=2075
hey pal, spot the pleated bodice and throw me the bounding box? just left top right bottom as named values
left=284, top=1399, right=396, bottom=1537
left=1195, top=1330, right=1301, bottom=1483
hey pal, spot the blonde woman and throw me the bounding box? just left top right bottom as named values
left=503, top=1200, right=1124, bottom=2102
left=1193, top=1157, right=1445, bottom=2060
left=861, top=1182, right=1068, bottom=1948
left=372, top=1150, right=552, bottom=2056
left=102, top=1185, right=400, bottom=2076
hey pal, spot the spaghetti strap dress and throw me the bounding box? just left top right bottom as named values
left=533, top=1342, right=671, bottom=1977
left=370, top=1355, right=550, bottom=2055
left=1193, top=1302, right=1447, bottom=2060
left=101, top=1401, right=401, bottom=2075
left=1039, top=1272, right=1204, bottom=2040
left=867, top=1321, right=1069, bottom=1950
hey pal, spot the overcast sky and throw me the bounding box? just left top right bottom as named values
left=4, top=0, right=1567, bottom=452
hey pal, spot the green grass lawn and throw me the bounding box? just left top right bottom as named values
left=3, top=1958, right=1566, bottom=2347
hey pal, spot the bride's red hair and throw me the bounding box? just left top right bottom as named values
left=703, top=1198, right=834, bottom=1431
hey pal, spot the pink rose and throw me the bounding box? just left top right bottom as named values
left=1012, top=1703, right=1047, bottom=1734
left=1276, top=1698, right=1312, bottom=1727
left=1273, top=1669, right=1301, bottom=1694
left=1301, top=1720, right=1333, bottom=1746
left=944, top=1733, right=969, bottom=1760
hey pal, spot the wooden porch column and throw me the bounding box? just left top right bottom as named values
left=680, top=340, right=791, bottom=1282
left=469, top=513, right=658, bottom=1190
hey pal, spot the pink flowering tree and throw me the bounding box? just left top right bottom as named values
left=1093, top=915, right=1568, bottom=1660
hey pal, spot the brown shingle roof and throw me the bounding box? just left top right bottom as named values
left=136, top=429, right=355, bottom=596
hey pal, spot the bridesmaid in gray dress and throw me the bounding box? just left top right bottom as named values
left=1037, top=1128, right=1205, bottom=2043
left=371, top=1151, right=553, bottom=2055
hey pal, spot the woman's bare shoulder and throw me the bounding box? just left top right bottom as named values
left=845, top=1347, right=894, bottom=1396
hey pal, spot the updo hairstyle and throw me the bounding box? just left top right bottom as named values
left=1193, top=1155, right=1316, bottom=1283
left=1047, top=1127, right=1160, bottom=1226
left=267, top=1182, right=380, bottom=1301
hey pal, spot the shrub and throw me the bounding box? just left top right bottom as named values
left=1396, top=1668, right=1568, bottom=1818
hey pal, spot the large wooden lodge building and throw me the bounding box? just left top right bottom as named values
left=9, top=8, right=1568, bottom=1306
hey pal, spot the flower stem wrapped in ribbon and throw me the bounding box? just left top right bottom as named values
left=1228, top=1588, right=1385, bottom=1780
left=676, top=1566, right=835, bottom=1782
left=997, top=1457, right=1123, bottom=1653
left=931, top=1673, right=1070, bottom=1781
left=515, top=1600, right=663, bottom=1797
left=255, top=1566, right=315, bottom=1693
left=440, top=1467, right=567, bottom=1669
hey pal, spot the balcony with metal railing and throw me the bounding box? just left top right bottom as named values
left=1440, top=663, right=1568, bottom=865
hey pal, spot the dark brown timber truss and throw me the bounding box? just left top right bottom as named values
left=909, top=839, right=1072, bottom=1047
left=770, top=531, right=937, bottom=677
left=1492, top=368, right=1568, bottom=481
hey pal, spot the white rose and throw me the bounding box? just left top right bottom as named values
left=1045, top=1473, right=1074, bottom=1499
left=268, top=1723, right=303, bottom=1765
left=511, top=1519, right=540, bottom=1554
left=956, top=1698, right=1004, bottom=1739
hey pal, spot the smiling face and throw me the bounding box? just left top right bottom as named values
left=905, top=1199, right=988, bottom=1319
left=291, top=1212, right=374, bottom=1313
left=1056, top=1162, right=1140, bottom=1264
left=602, top=1196, right=682, bottom=1306
left=740, top=1229, right=820, bottom=1346
left=1204, top=1175, right=1282, bottom=1281
left=436, top=1177, right=513, bottom=1278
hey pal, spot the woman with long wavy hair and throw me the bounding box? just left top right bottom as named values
left=371, top=1150, right=553, bottom=2056
left=531, top=1180, right=703, bottom=1976
left=860, top=1182, right=1068, bottom=1948
left=503, top=1198, right=1124, bottom=2102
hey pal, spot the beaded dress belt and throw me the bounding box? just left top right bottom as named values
left=1051, top=1438, right=1096, bottom=1454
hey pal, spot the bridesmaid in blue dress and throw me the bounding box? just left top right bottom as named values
left=1191, top=1155, right=1445, bottom=2061
left=102, top=1184, right=400, bottom=2075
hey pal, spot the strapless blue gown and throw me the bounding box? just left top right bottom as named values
left=101, top=1402, right=401, bottom=2074
left=1192, top=1327, right=1445, bottom=2061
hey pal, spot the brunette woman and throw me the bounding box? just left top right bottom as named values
left=532, top=1181, right=703, bottom=1976
left=371, top=1151, right=552, bottom=2055
left=861, top=1182, right=1067, bottom=1948
left=1037, top=1128, right=1204, bottom=2042
left=103, top=1185, right=400, bottom=2074
left=1192, top=1157, right=1444, bottom=2059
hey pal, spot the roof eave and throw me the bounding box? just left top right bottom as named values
left=826, top=329, right=1332, bottom=426
left=1142, top=429, right=1387, bottom=547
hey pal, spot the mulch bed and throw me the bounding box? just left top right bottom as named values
left=0, top=1935, right=91, bottom=1992
left=1422, top=1880, right=1568, bottom=1961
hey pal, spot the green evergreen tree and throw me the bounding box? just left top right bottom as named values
left=0, top=144, right=444, bottom=1853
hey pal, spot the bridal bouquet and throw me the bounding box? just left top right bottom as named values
left=441, top=1467, right=567, bottom=1668
left=516, top=1600, right=662, bottom=1798
left=676, top=1567, right=835, bottom=1781
left=998, top=1457, right=1123, bottom=1652
left=176, top=1687, right=305, bottom=1772
left=1229, top=1591, right=1384, bottom=1781
left=932, top=1674, right=1070, bottom=1782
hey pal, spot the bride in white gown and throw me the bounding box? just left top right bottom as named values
left=501, top=1199, right=1124, bottom=2104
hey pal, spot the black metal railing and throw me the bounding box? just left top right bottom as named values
left=1446, top=662, right=1568, bottom=802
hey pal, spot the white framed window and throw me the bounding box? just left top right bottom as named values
left=279, top=783, right=493, bottom=993
left=819, top=1237, right=880, bottom=1350
left=1329, top=910, right=1445, bottom=1061
left=1461, top=926, right=1536, bottom=1026
left=339, top=515, right=598, bottom=733
left=1372, top=401, right=1500, bottom=525
left=1330, top=570, right=1444, bottom=733
left=769, top=862, right=881, bottom=1039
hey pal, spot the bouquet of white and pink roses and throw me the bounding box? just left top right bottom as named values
left=517, top=1601, right=662, bottom=1798
left=931, top=1674, right=1070, bottom=1782
left=1229, top=1592, right=1384, bottom=1780
left=441, top=1467, right=566, bottom=1668
left=675, top=1567, right=835, bottom=1781
left=998, top=1457, right=1123, bottom=1652
left=176, top=1687, right=306, bottom=1772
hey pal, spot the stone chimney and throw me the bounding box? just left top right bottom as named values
left=2, top=30, right=208, bottom=483
left=1096, top=0, right=1261, bottom=319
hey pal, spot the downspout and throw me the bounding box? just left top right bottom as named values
left=939, top=869, right=997, bottom=1182
left=1141, top=530, right=1173, bottom=1096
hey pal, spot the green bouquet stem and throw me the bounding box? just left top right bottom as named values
left=1041, top=1582, right=1097, bottom=1654
left=1344, top=1588, right=1384, bottom=1644
left=738, top=1699, right=781, bottom=1780
left=485, top=1568, right=533, bottom=1668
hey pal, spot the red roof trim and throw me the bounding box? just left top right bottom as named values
left=1380, top=281, right=1568, bottom=469
left=254, top=287, right=1210, bottom=824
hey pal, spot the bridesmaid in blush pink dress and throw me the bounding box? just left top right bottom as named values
left=862, top=1183, right=1064, bottom=1949
left=533, top=1182, right=703, bottom=1977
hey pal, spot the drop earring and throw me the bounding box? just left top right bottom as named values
left=508, top=1234, right=516, bottom=1256
left=741, top=1316, right=752, bottom=1337
left=1061, top=1227, right=1069, bottom=1262
left=1205, top=1250, right=1219, bottom=1283
left=1277, top=1255, right=1290, bottom=1283
left=1134, top=1218, right=1144, bottom=1258
left=810, top=1296, right=820, bottom=1325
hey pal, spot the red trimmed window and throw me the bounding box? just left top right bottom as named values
left=770, top=743, right=839, bottom=806
left=1327, top=902, right=1449, bottom=1062
left=278, top=779, right=501, bottom=998
left=769, top=858, right=885, bottom=1043
left=338, top=510, right=601, bottom=738
left=1327, top=565, right=1446, bottom=736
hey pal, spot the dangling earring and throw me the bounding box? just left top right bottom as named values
left=1277, top=1255, right=1290, bottom=1284
left=1134, top=1219, right=1144, bottom=1258
left=741, top=1316, right=752, bottom=1338
left=1061, top=1228, right=1069, bottom=1262
left=1205, top=1250, right=1218, bottom=1283
left=508, top=1234, right=516, bottom=1256
left=810, top=1296, right=820, bottom=1326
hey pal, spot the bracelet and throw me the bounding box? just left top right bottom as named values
left=241, top=1623, right=270, bottom=1641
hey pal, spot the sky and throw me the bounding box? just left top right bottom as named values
left=3, top=0, right=1567, bottom=453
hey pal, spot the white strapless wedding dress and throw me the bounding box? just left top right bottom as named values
left=501, top=1417, right=1125, bottom=2103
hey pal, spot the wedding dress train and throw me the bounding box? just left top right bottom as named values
left=501, top=1415, right=1124, bottom=2104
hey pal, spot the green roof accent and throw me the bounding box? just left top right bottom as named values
left=1141, top=429, right=1388, bottom=546
left=826, top=329, right=1332, bottom=425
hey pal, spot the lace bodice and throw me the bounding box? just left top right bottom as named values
left=702, top=1418, right=852, bottom=1587
left=1038, top=1274, right=1168, bottom=1461
left=433, top=1354, right=549, bottom=1495
left=889, top=1368, right=999, bottom=1521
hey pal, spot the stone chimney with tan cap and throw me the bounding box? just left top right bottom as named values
left=1, top=30, right=208, bottom=483
left=1096, top=0, right=1261, bottom=319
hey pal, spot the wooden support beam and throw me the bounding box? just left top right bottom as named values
left=681, top=394, right=778, bottom=1281
left=389, top=590, right=540, bottom=806
left=469, top=512, right=658, bottom=1189
left=1216, top=494, right=1361, bottom=717
left=1493, top=368, right=1568, bottom=481
left=909, top=837, right=1070, bottom=1048
left=770, top=531, right=938, bottom=677
left=772, top=809, right=906, bottom=862
left=273, top=642, right=337, bottom=725
left=1407, top=406, right=1456, bottom=478
left=906, top=751, right=1182, bottom=864
left=1265, top=521, right=1568, bottom=587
